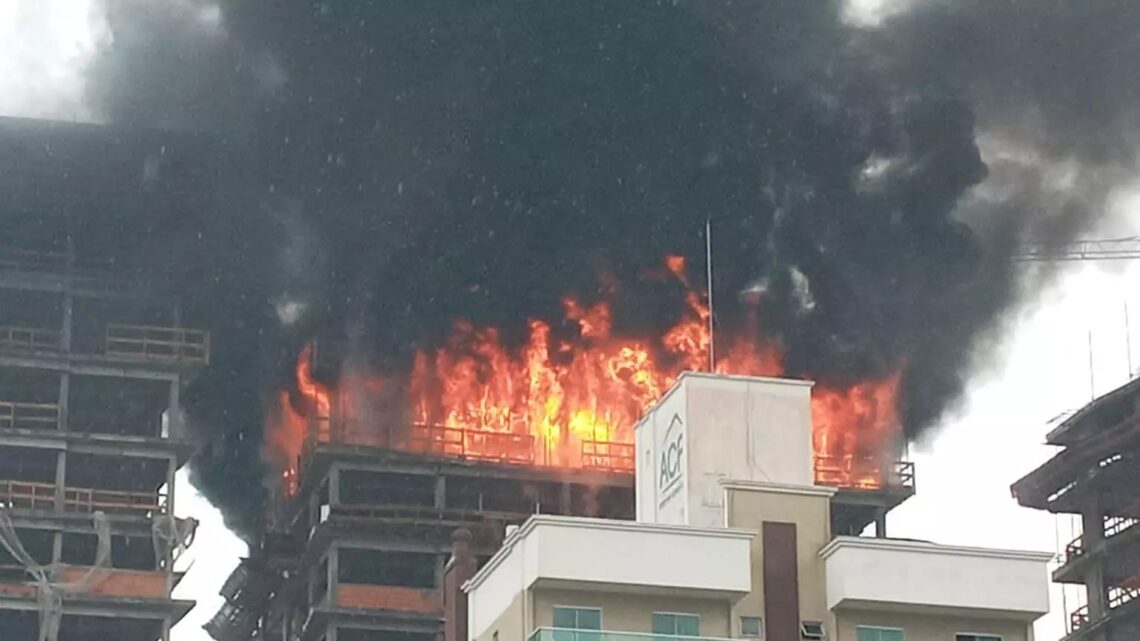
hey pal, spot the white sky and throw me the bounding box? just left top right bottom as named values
left=3, top=2, right=1140, bottom=641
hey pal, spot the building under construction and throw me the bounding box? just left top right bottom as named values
left=0, top=117, right=210, bottom=641
left=1013, top=377, right=1140, bottom=641
left=208, top=360, right=915, bottom=641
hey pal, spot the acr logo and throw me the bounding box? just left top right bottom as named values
left=658, top=413, right=685, bottom=494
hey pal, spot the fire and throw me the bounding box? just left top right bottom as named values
left=266, top=256, right=903, bottom=493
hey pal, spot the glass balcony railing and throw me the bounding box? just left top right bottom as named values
left=530, top=627, right=736, bottom=641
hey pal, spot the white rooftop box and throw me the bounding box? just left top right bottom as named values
left=465, top=515, right=753, bottom=639
left=821, top=536, right=1052, bottom=619
left=635, top=372, right=815, bottom=527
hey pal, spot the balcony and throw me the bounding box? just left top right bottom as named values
left=0, top=479, right=167, bottom=518
left=529, top=628, right=734, bottom=641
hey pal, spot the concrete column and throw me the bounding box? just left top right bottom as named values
left=161, top=617, right=172, bottom=641
left=166, top=377, right=182, bottom=439
left=60, top=294, right=73, bottom=353
left=435, top=475, right=447, bottom=510
left=328, top=465, right=341, bottom=507
left=874, top=508, right=888, bottom=538
left=54, top=451, right=67, bottom=512
left=559, top=483, right=572, bottom=515
left=57, top=373, right=69, bottom=432
left=328, top=546, right=340, bottom=607
left=1082, top=495, right=1108, bottom=621
left=164, top=455, right=177, bottom=594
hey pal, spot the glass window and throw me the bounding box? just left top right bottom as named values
left=856, top=627, right=903, bottom=641
left=552, top=606, right=603, bottom=641
left=956, top=636, right=1000, bottom=641
left=740, top=616, right=763, bottom=638
left=652, top=613, right=700, bottom=637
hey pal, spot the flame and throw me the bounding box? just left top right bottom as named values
left=266, top=256, right=902, bottom=492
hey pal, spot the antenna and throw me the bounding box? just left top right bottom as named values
left=1088, top=329, right=1096, bottom=400
left=706, top=218, right=715, bottom=372
left=1126, top=301, right=1134, bottom=380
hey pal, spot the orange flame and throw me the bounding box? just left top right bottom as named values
left=265, top=256, right=902, bottom=492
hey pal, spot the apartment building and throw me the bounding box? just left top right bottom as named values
left=465, top=373, right=1052, bottom=641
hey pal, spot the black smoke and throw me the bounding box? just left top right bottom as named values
left=75, top=0, right=1140, bottom=539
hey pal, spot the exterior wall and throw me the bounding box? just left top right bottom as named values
left=636, top=373, right=814, bottom=528
left=725, top=483, right=835, bottom=638
left=471, top=592, right=527, bottom=641
left=532, top=587, right=733, bottom=637
left=832, top=609, right=1033, bottom=641
left=469, top=530, right=526, bottom=639
left=822, top=537, right=1052, bottom=616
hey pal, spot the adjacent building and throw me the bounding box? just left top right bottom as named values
left=1012, top=378, right=1140, bottom=641
left=466, top=373, right=1053, bottom=641
left=0, top=116, right=209, bottom=641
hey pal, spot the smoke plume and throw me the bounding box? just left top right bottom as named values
left=61, top=0, right=1140, bottom=539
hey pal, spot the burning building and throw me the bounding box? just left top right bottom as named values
left=1012, top=378, right=1140, bottom=641
left=0, top=117, right=212, bottom=641
left=208, top=271, right=916, bottom=641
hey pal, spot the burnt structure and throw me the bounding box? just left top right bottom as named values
left=0, top=117, right=210, bottom=641
left=1013, top=378, right=1140, bottom=641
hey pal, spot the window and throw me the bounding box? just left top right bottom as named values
left=552, top=606, right=602, bottom=641
left=856, top=627, right=903, bottom=641
left=956, top=635, right=1000, bottom=641
left=652, top=613, right=700, bottom=637
left=801, top=622, right=826, bottom=640
left=740, top=616, right=763, bottom=638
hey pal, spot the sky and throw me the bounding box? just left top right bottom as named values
left=3, top=1, right=1140, bottom=641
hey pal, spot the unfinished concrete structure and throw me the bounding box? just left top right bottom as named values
left=0, top=116, right=210, bottom=641
left=208, top=427, right=637, bottom=641
left=1013, top=378, right=1140, bottom=641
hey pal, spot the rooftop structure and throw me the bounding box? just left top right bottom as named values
left=1012, top=377, right=1140, bottom=641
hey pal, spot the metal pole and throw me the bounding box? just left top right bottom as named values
left=1088, top=329, right=1096, bottom=400
left=1126, top=301, right=1134, bottom=380
left=706, top=219, right=715, bottom=372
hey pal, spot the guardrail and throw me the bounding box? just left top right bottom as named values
left=582, top=440, right=635, bottom=472
left=0, top=401, right=59, bottom=430
left=0, top=479, right=166, bottom=517
left=0, top=326, right=61, bottom=352
left=105, top=324, right=210, bottom=365
left=813, top=456, right=915, bottom=491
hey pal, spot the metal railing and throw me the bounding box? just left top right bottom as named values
left=105, top=324, right=210, bottom=365
left=404, top=423, right=537, bottom=465
left=0, top=326, right=61, bottom=352
left=581, top=440, right=635, bottom=472
left=0, top=401, right=59, bottom=430
left=1069, top=585, right=1140, bottom=632
left=813, top=456, right=915, bottom=491
left=1063, top=517, right=1139, bottom=563
left=0, top=479, right=166, bottom=516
